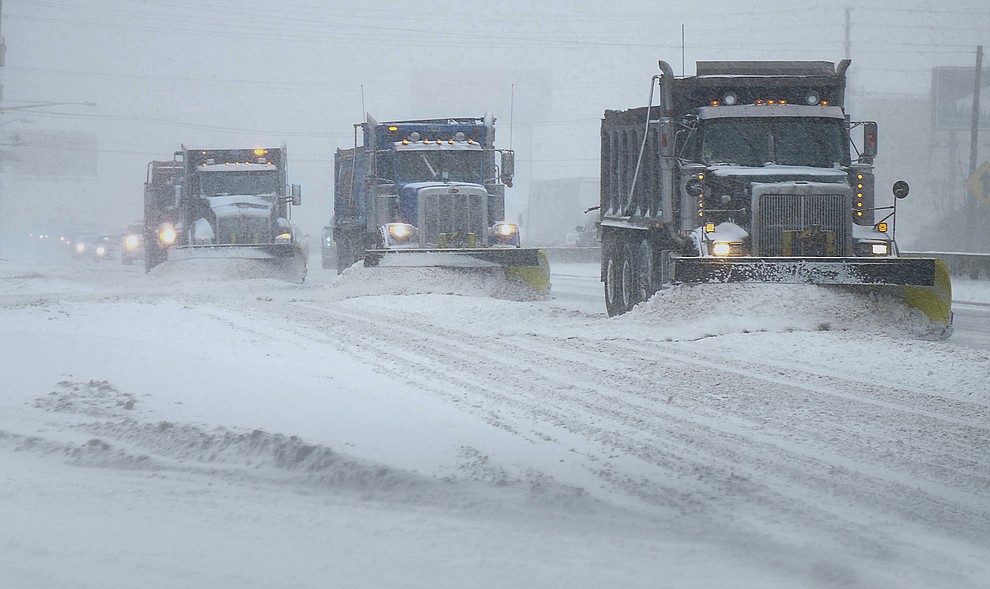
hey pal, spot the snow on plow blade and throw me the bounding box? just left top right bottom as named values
left=674, top=257, right=953, bottom=333
left=164, top=244, right=307, bottom=283
left=364, top=248, right=551, bottom=294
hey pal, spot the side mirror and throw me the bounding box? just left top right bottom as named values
left=500, top=150, right=515, bottom=187
left=291, top=184, right=302, bottom=206
left=892, top=180, right=909, bottom=199
left=863, top=122, right=878, bottom=159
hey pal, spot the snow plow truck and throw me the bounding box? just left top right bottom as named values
left=144, top=146, right=306, bottom=283
left=331, top=114, right=550, bottom=294
left=599, top=59, right=952, bottom=335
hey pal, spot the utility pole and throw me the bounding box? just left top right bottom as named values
left=969, top=45, right=983, bottom=176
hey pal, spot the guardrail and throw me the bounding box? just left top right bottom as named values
left=902, top=251, right=990, bottom=280
left=539, top=247, right=990, bottom=280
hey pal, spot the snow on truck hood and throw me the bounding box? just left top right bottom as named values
left=402, top=181, right=487, bottom=191
left=207, top=194, right=274, bottom=218
left=393, top=142, right=483, bottom=152
left=709, top=165, right=848, bottom=180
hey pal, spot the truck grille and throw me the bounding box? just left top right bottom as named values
left=755, top=191, right=850, bottom=256
left=216, top=217, right=270, bottom=245
left=420, top=191, right=487, bottom=247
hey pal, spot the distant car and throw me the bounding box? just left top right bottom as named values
left=91, top=235, right=117, bottom=262
left=120, top=223, right=144, bottom=265
left=564, top=215, right=599, bottom=247
left=321, top=224, right=335, bottom=270
left=69, top=232, right=100, bottom=259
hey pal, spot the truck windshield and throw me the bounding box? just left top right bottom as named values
left=692, top=117, right=848, bottom=168
left=198, top=171, right=278, bottom=197
left=397, top=150, right=483, bottom=183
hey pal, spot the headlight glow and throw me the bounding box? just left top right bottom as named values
left=871, top=243, right=889, bottom=255
left=159, top=224, right=177, bottom=245
left=707, top=241, right=746, bottom=256
left=125, top=234, right=139, bottom=249
left=96, top=245, right=107, bottom=256
left=495, top=223, right=518, bottom=237
left=75, top=243, right=85, bottom=253
left=387, top=223, right=414, bottom=239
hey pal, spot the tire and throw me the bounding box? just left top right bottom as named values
left=633, top=238, right=655, bottom=305
left=603, top=237, right=624, bottom=317
left=619, top=241, right=638, bottom=310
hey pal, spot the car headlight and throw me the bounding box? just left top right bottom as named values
left=125, top=234, right=139, bottom=249
left=75, top=243, right=86, bottom=253
left=96, top=245, right=107, bottom=256
left=275, top=232, right=293, bottom=243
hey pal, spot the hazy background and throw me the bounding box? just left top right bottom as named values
left=1, top=0, right=988, bottom=250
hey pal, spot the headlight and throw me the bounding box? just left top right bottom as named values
left=493, top=222, right=518, bottom=237
left=707, top=241, right=746, bottom=256
left=387, top=223, right=415, bottom=239
left=855, top=241, right=890, bottom=257
left=491, top=222, right=521, bottom=247
left=96, top=245, right=107, bottom=256
left=159, top=224, right=177, bottom=245
left=125, top=234, right=139, bottom=249
left=275, top=232, right=292, bottom=243
left=382, top=223, right=418, bottom=248
left=75, top=243, right=86, bottom=253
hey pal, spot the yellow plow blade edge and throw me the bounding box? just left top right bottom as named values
left=901, top=258, right=952, bottom=328
left=502, top=249, right=551, bottom=295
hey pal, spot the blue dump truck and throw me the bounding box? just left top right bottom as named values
left=599, top=59, right=952, bottom=335
left=144, top=146, right=306, bottom=282
left=330, top=114, right=549, bottom=294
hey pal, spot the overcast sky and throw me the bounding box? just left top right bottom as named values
left=1, top=0, right=988, bottom=240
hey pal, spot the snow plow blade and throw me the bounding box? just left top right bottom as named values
left=364, top=247, right=551, bottom=294
left=163, top=244, right=307, bottom=283
left=674, top=256, right=952, bottom=333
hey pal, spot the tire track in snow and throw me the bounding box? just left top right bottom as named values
left=224, top=295, right=990, bottom=564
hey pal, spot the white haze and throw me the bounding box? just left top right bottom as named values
left=1, top=0, right=989, bottom=250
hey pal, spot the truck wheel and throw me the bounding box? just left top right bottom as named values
left=603, top=238, right=624, bottom=317
left=619, top=242, right=639, bottom=310
left=634, top=239, right=655, bottom=303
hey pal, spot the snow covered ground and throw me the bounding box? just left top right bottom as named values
left=2, top=245, right=990, bottom=589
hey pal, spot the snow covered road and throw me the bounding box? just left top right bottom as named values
left=2, top=249, right=989, bottom=589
